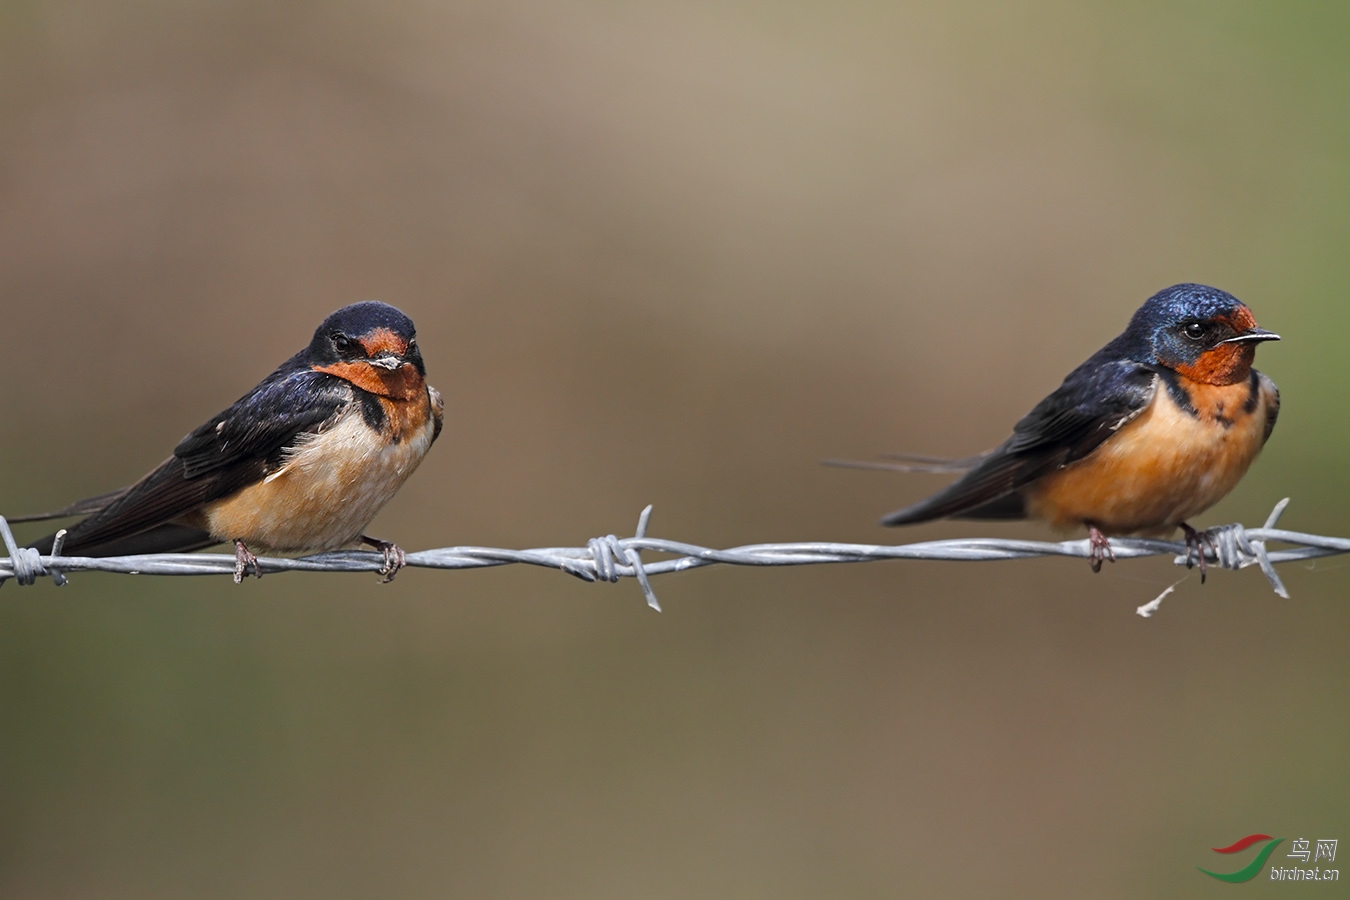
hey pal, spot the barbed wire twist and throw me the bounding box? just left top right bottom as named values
left=2, top=499, right=1345, bottom=616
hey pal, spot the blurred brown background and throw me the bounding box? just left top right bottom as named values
left=1, top=1, right=1347, bottom=897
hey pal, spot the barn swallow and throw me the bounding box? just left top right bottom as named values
left=875, top=284, right=1280, bottom=578
left=19, top=301, right=443, bottom=582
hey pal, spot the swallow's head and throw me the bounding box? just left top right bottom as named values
left=310, top=302, right=427, bottom=399
left=1128, top=284, right=1279, bottom=385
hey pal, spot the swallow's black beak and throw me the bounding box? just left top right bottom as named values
left=1221, top=328, right=1280, bottom=345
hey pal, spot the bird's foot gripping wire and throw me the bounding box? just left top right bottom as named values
left=1087, top=525, right=1116, bottom=573
left=1179, top=522, right=1218, bottom=584
left=233, top=540, right=262, bottom=583
left=362, top=536, right=406, bottom=583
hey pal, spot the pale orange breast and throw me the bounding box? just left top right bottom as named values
left=201, top=393, right=438, bottom=552
left=1025, top=373, right=1274, bottom=535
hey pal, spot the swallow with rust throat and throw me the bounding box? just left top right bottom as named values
left=871, top=284, right=1280, bottom=577
left=20, top=301, right=443, bottom=582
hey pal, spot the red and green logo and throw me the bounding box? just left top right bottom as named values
left=1198, top=834, right=1284, bottom=882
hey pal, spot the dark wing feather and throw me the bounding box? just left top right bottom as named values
left=174, top=366, right=347, bottom=477
left=1258, top=371, right=1279, bottom=445
left=31, top=367, right=351, bottom=556
left=881, top=356, right=1157, bottom=526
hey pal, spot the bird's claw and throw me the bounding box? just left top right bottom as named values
left=362, top=536, right=406, bottom=583
left=1087, top=525, right=1115, bottom=573
left=233, top=540, right=262, bottom=583
left=1180, top=522, right=1217, bottom=584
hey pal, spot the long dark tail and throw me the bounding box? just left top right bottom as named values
left=876, top=448, right=1031, bottom=526
left=30, top=523, right=218, bottom=557
left=7, top=489, right=128, bottom=524
left=823, top=451, right=992, bottom=475
left=880, top=491, right=1027, bottom=526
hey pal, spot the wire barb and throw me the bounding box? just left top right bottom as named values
left=0, top=500, right=1340, bottom=610
left=47, top=529, right=69, bottom=587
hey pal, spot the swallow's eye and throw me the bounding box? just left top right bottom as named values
left=1183, top=322, right=1208, bottom=341
left=331, top=332, right=354, bottom=354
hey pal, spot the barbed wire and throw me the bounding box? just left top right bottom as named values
left=2, top=499, right=1345, bottom=616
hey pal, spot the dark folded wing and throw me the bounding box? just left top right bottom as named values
left=1257, top=370, right=1279, bottom=444
left=881, top=357, right=1157, bottom=526
left=33, top=367, right=350, bottom=555
left=173, top=366, right=348, bottom=477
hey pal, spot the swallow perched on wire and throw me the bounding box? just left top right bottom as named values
left=869, top=284, right=1280, bottom=577
left=19, top=301, right=443, bottom=582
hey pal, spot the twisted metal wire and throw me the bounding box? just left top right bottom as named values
left=2, top=500, right=1344, bottom=615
